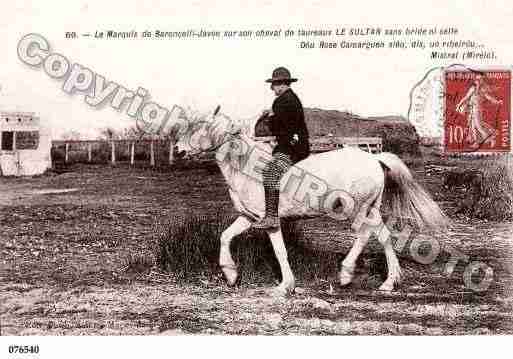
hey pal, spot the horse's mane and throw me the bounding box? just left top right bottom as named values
left=178, top=107, right=258, bottom=144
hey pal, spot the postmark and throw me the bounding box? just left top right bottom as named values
left=443, top=68, right=511, bottom=153
left=407, top=66, right=445, bottom=141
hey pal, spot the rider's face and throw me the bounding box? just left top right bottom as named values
left=270, top=82, right=289, bottom=96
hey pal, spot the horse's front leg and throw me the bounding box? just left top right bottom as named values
left=267, top=227, right=295, bottom=296
left=219, top=216, right=252, bottom=286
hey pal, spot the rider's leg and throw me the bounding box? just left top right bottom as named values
left=255, top=152, right=292, bottom=229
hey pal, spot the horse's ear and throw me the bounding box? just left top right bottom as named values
left=213, top=105, right=221, bottom=117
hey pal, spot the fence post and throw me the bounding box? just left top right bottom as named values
left=169, top=140, right=174, bottom=165
left=87, top=143, right=92, bottom=162
left=150, top=139, right=155, bottom=167
left=130, top=142, right=135, bottom=166
left=65, top=143, right=69, bottom=163
left=111, top=141, right=116, bottom=164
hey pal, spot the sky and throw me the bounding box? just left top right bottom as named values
left=1, top=0, right=512, bottom=138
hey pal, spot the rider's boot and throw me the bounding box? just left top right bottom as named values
left=254, top=188, right=281, bottom=229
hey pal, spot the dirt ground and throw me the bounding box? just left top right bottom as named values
left=1, top=161, right=513, bottom=335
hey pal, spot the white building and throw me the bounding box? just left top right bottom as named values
left=0, top=111, right=52, bottom=176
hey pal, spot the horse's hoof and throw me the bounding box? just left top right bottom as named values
left=270, top=287, right=291, bottom=297
left=339, top=265, right=355, bottom=287
left=268, top=282, right=295, bottom=297
left=378, top=282, right=394, bottom=292
left=378, top=277, right=400, bottom=292
left=221, top=265, right=238, bottom=287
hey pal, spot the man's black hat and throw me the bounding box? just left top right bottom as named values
left=266, top=67, right=298, bottom=83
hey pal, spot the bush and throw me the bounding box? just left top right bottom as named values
left=444, top=156, right=513, bottom=220
left=367, top=123, right=421, bottom=156
left=92, top=143, right=111, bottom=164
left=156, top=213, right=340, bottom=284
left=123, top=252, right=154, bottom=274
left=51, top=146, right=65, bottom=163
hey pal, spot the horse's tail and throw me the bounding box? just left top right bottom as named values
left=376, top=152, right=448, bottom=230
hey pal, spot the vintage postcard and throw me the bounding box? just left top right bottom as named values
left=0, top=0, right=512, bottom=358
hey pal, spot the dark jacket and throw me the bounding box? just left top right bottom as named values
left=269, top=88, right=310, bottom=163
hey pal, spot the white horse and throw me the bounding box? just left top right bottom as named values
left=174, top=109, right=447, bottom=295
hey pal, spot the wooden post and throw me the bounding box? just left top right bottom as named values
left=130, top=142, right=135, bottom=166
left=169, top=140, right=174, bottom=165
left=366, top=143, right=371, bottom=153
left=150, top=139, right=155, bottom=167
left=65, top=143, right=69, bottom=163
left=87, top=143, right=92, bottom=162
left=111, top=141, right=116, bottom=164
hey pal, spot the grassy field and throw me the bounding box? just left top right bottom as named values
left=1, top=158, right=513, bottom=335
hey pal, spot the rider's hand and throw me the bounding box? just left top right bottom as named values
left=291, top=133, right=299, bottom=145
left=262, top=109, right=274, bottom=117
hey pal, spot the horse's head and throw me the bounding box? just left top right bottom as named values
left=174, top=105, right=241, bottom=157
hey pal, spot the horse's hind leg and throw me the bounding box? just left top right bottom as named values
left=339, top=226, right=371, bottom=287
left=353, top=206, right=402, bottom=291
left=376, top=223, right=402, bottom=291
left=219, top=216, right=252, bottom=286
left=267, top=226, right=295, bottom=296
left=339, top=196, right=379, bottom=287
left=349, top=205, right=402, bottom=291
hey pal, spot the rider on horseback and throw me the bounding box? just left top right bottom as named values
left=255, top=67, right=310, bottom=229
